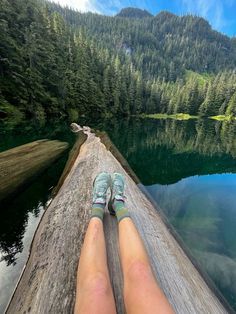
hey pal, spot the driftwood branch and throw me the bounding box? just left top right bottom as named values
left=0, top=140, right=68, bottom=203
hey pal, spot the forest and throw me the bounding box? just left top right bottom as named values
left=0, top=0, right=236, bottom=124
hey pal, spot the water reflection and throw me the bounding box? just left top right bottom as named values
left=106, top=118, right=236, bottom=310
left=147, top=174, right=236, bottom=309
left=106, top=118, right=236, bottom=185
left=1, top=117, right=236, bottom=311
left=0, top=148, right=69, bottom=313
left=0, top=120, right=76, bottom=312
left=0, top=209, right=44, bottom=312
left=1, top=182, right=48, bottom=266
left=0, top=120, right=75, bottom=153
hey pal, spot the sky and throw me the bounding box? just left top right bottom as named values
left=53, top=0, right=236, bottom=36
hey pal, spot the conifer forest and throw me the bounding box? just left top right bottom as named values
left=1, top=1, right=236, bottom=124
left=1, top=2, right=236, bottom=312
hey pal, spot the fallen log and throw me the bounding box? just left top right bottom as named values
left=6, top=127, right=228, bottom=313
left=0, top=139, right=69, bottom=203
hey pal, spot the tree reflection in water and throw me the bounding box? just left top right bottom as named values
left=106, top=118, right=236, bottom=310
left=1, top=117, right=236, bottom=311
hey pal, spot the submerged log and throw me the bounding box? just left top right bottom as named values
left=7, top=128, right=228, bottom=314
left=0, top=139, right=69, bottom=203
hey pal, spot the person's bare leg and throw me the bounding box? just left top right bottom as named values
left=74, top=218, right=116, bottom=314
left=119, top=217, right=174, bottom=314
left=109, top=173, right=174, bottom=314
left=75, top=173, right=116, bottom=314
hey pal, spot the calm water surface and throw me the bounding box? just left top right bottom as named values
left=106, top=118, right=236, bottom=311
left=0, top=118, right=236, bottom=311
left=0, top=123, right=75, bottom=312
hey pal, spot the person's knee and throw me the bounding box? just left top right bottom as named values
left=126, top=260, right=153, bottom=284
left=84, top=272, right=111, bottom=296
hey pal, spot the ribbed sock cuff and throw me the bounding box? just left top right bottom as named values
left=116, top=208, right=130, bottom=222
left=91, top=206, right=104, bottom=221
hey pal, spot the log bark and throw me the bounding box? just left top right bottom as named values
left=0, top=139, right=68, bottom=203
left=7, top=129, right=228, bottom=314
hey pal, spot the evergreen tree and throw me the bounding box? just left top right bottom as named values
left=1, top=1, right=236, bottom=122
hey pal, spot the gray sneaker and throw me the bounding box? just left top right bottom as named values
left=92, top=172, right=111, bottom=208
left=108, top=172, right=125, bottom=215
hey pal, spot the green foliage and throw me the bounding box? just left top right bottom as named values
left=0, top=102, right=24, bottom=120
left=226, top=91, right=236, bottom=116
left=54, top=5, right=236, bottom=77
left=0, top=100, right=25, bottom=129
left=116, top=8, right=153, bottom=18
left=67, top=108, right=79, bottom=121
left=210, top=115, right=233, bottom=121
left=145, top=113, right=198, bottom=120
left=0, top=1, right=236, bottom=122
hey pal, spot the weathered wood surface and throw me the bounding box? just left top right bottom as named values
left=7, top=128, right=228, bottom=314
left=0, top=139, right=68, bottom=202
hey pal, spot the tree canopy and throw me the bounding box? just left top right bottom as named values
left=0, top=1, right=236, bottom=123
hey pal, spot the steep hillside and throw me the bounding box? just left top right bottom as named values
left=116, top=7, right=153, bottom=18
left=0, top=1, right=236, bottom=123
left=49, top=4, right=236, bottom=80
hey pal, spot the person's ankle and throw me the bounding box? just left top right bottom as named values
left=91, top=203, right=105, bottom=221
left=113, top=199, right=130, bottom=222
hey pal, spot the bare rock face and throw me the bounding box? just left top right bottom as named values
left=0, top=139, right=68, bottom=202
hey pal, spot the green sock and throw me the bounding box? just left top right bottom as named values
left=91, top=203, right=104, bottom=221
left=113, top=200, right=130, bottom=222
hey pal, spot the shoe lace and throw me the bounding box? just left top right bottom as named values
left=97, top=191, right=104, bottom=197
left=113, top=182, right=124, bottom=197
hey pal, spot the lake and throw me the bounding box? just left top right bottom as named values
left=0, top=117, right=236, bottom=312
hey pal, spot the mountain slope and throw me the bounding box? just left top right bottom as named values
left=49, top=4, right=236, bottom=80
left=0, top=1, right=236, bottom=125
left=116, top=7, right=153, bottom=18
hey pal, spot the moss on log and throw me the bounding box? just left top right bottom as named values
left=0, top=139, right=69, bottom=203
